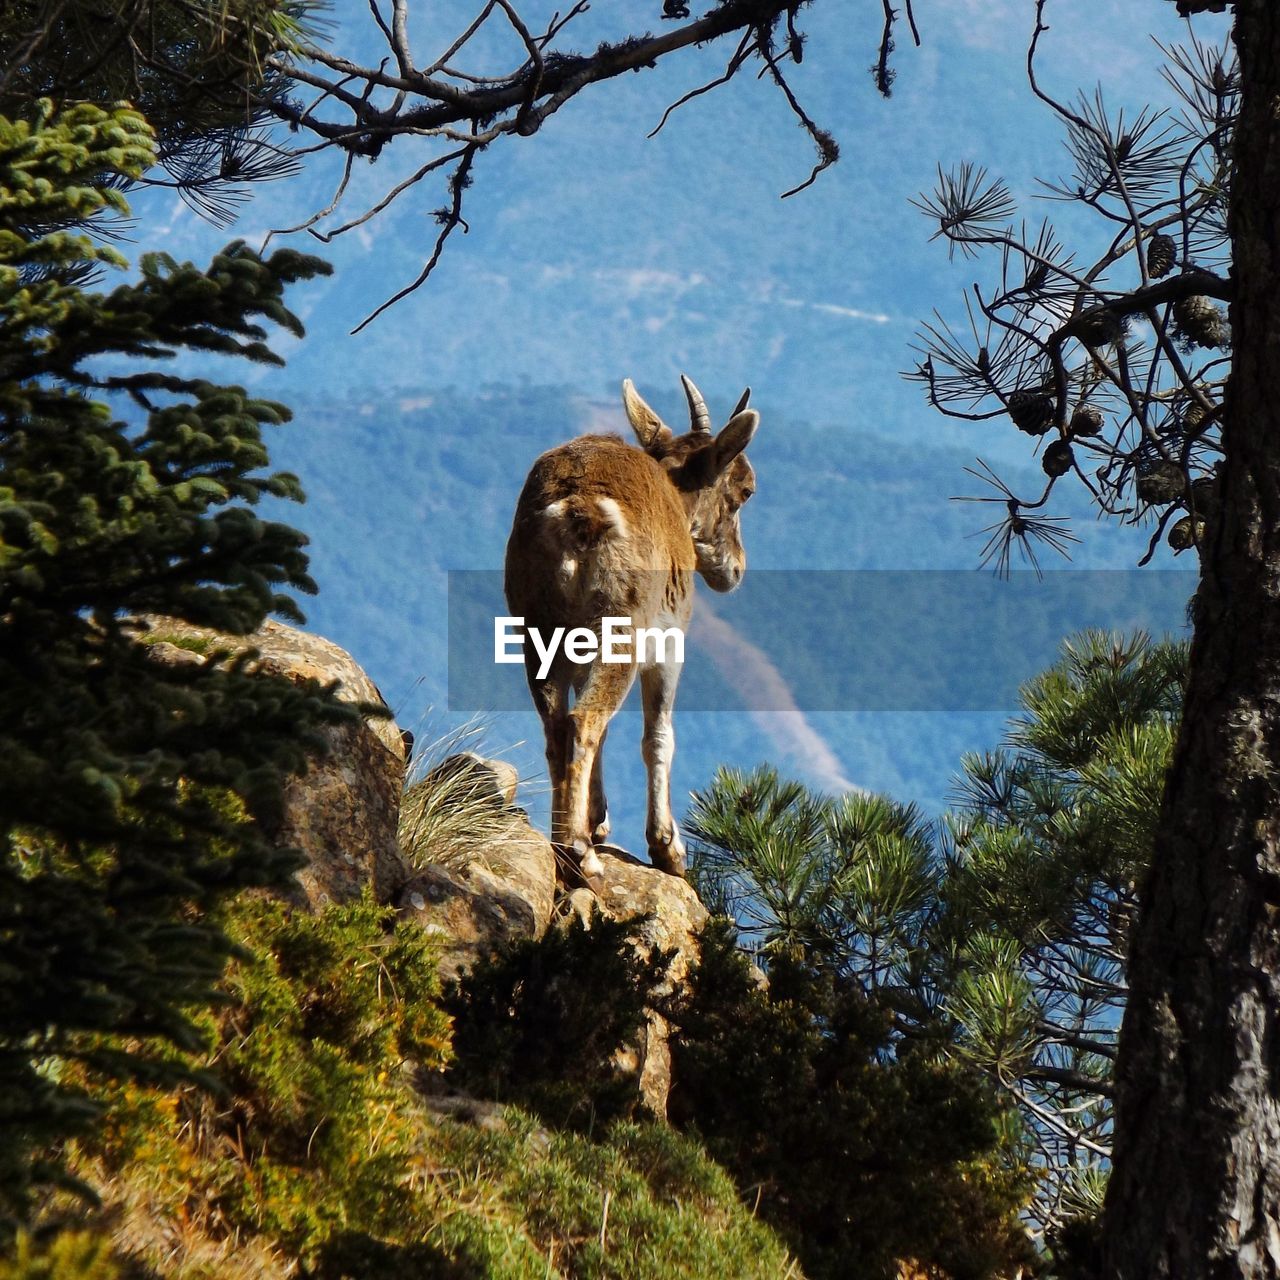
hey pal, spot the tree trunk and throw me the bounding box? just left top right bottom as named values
left=1101, top=4, right=1280, bottom=1276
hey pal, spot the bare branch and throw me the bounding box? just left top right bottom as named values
left=648, top=30, right=756, bottom=139
left=905, top=13, right=1237, bottom=821
left=351, top=144, right=480, bottom=334
left=423, top=2, right=499, bottom=76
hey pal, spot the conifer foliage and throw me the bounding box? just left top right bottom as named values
left=669, top=922, right=1033, bottom=1280
left=685, top=631, right=1189, bottom=1268
left=446, top=911, right=672, bottom=1128
left=938, top=631, right=1186, bottom=1250
left=0, top=99, right=341, bottom=1219
left=910, top=30, right=1236, bottom=571
left=681, top=776, right=1034, bottom=1280
left=0, top=1, right=312, bottom=225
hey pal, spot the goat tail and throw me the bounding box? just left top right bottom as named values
left=540, top=495, right=631, bottom=553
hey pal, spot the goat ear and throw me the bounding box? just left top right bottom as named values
left=714, top=409, right=759, bottom=471
left=622, top=379, right=672, bottom=450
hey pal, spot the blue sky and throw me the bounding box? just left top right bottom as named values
left=134, top=0, right=1227, bottom=430
left=124, top=1, right=1227, bottom=846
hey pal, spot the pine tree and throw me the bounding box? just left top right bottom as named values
left=682, top=771, right=1034, bottom=1278
left=667, top=921, right=1033, bottom=1280
left=686, top=631, right=1189, bottom=1265
left=686, top=766, right=939, bottom=1009
left=0, top=1, right=316, bottom=224
left=0, top=99, right=344, bottom=1222
left=936, top=630, right=1186, bottom=1256
left=912, top=10, right=1280, bottom=1268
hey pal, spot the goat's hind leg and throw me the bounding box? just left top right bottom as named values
left=573, top=671, right=611, bottom=843
left=566, top=662, right=635, bottom=885
left=529, top=669, right=572, bottom=849
left=589, top=729, right=611, bottom=844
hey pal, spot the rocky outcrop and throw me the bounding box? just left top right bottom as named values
left=141, top=617, right=711, bottom=1117
left=562, top=847, right=709, bottom=1115
left=395, top=762, right=704, bottom=1113
left=395, top=753, right=557, bottom=980
left=134, top=615, right=410, bottom=910
left=397, top=831, right=558, bottom=982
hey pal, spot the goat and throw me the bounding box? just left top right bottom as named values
left=504, top=375, right=758, bottom=885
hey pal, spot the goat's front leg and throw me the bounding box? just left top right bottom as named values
left=640, top=664, right=685, bottom=877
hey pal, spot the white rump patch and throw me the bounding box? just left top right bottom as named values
left=595, top=497, right=629, bottom=538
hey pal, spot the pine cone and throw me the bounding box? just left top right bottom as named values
left=1042, top=439, right=1075, bottom=478
left=1168, top=515, right=1205, bottom=552
left=1008, top=390, right=1055, bottom=435
left=1136, top=460, right=1185, bottom=506
left=1173, top=295, right=1229, bottom=349
left=1077, top=309, right=1124, bottom=347
left=1179, top=398, right=1208, bottom=431
left=1146, top=233, right=1176, bottom=279
left=1069, top=405, right=1105, bottom=438
left=1190, top=473, right=1221, bottom=518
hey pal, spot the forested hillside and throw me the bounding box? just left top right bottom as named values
left=267, top=384, right=1193, bottom=834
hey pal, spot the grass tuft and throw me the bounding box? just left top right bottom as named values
left=398, top=723, right=536, bottom=871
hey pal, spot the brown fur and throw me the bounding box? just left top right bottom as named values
left=504, top=378, right=758, bottom=884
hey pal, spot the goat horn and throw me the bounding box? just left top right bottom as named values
left=730, top=387, right=752, bottom=418
left=681, top=374, right=712, bottom=434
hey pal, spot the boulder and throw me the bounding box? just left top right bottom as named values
left=397, top=831, right=558, bottom=982
left=133, top=615, right=410, bottom=910
left=562, top=846, right=710, bottom=1118
left=396, top=760, right=711, bottom=1118
left=125, top=620, right=714, bottom=1120
left=397, top=752, right=557, bottom=980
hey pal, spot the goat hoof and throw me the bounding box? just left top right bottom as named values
left=554, top=840, right=607, bottom=895
left=645, top=824, right=686, bottom=875
left=591, top=813, right=611, bottom=844
left=578, top=842, right=605, bottom=881
left=647, top=836, right=686, bottom=879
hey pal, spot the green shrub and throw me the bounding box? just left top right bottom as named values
left=68, top=890, right=450, bottom=1266
left=54, top=894, right=797, bottom=1280
left=669, top=921, right=1034, bottom=1280
left=419, top=1117, right=797, bottom=1280
left=445, top=912, right=671, bottom=1128
left=0, top=1232, right=118, bottom=1280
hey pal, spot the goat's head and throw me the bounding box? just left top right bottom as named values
left=621, top=375, right=758, bottom=591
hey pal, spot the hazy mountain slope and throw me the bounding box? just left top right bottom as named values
left=268, top=384, right=1192, bottom=846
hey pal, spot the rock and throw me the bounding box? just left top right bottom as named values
left=397, top=830, right=557, bottom=982
left=419, top=751, right=519, bottom=808
left=133, top=615, right=410, bottom=910
left=116, top=619, right=715, bottom=1123
left=420, top=1090, right=513, bottom=1134
left=397, top=753, right=557, bottom=980
left=395, top=759, right=710, bottom=1118
left=560, top=845, right=709, bottom=1118
left=275, top=713, right=407, bottom=910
